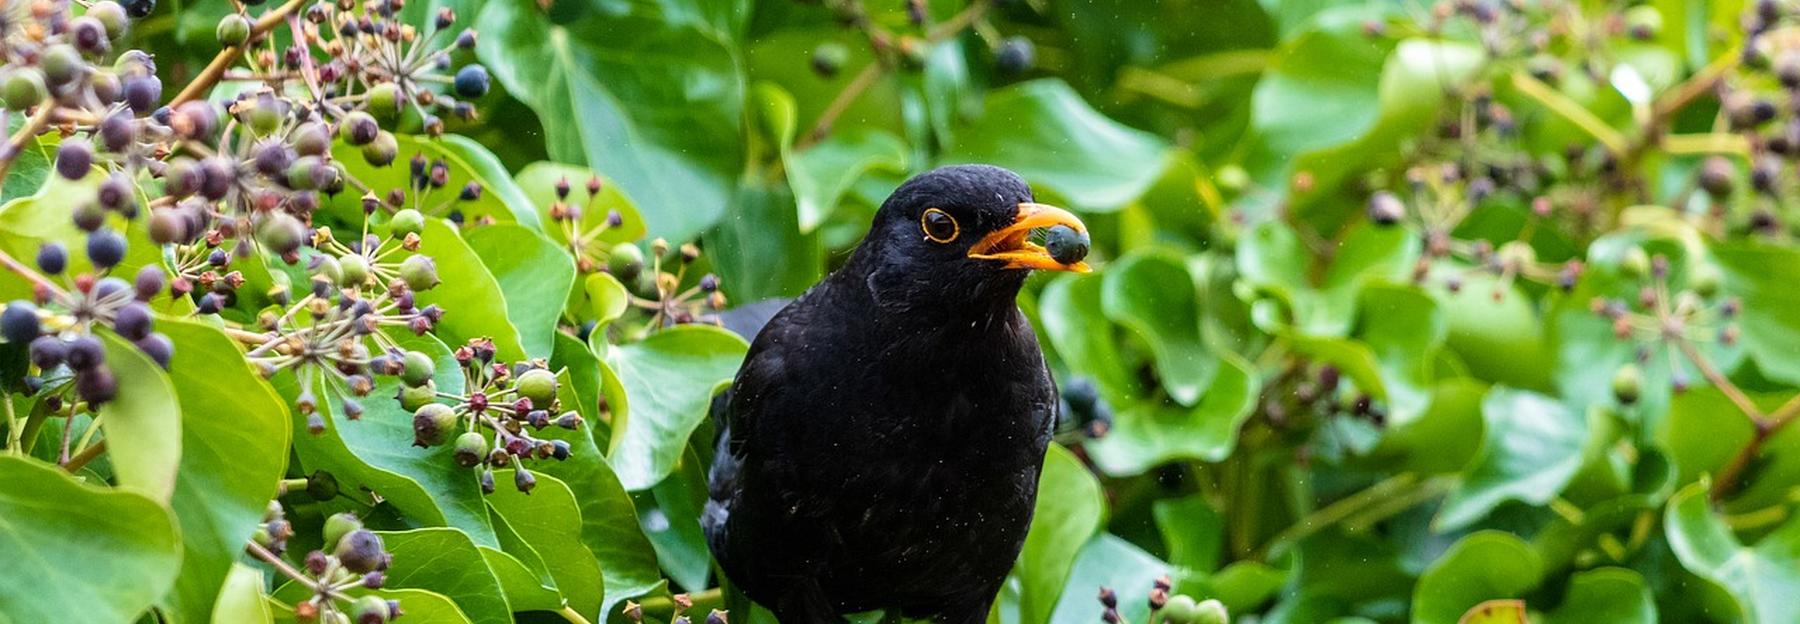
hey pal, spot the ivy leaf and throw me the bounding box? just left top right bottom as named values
left=1713, top=242, right=1800, bottom=387
left=1544, top=567, right=1655, bottom=624
left=465, top=224, right=577, bottom=360
left=97, top=328, right=182, bottom=503
left=605, top=325, right=747, bottom=490
left=1100, top=249, right=1215, bottom=406
left=415, top=217, right=529, bottom=362
left=752, top=82, right=909, bottom=232
left=1665, top=481, right=1800, bottom=623
left=210, top=563, right=275, bottom=624
left=489, top=470, right=606, bottom=617
left=0, top=455, right=182, bottom=624
left=329, top=134, right=541, bottom=228
left=1662, top=388, right=1800, bottom=512
left=944, top=80, right=1171, bottom=213
left=474, top=0, right=747, bottom=241
left=1436, top=387, right=1589, bottom=531
left=375, top=528, right=513, bottom=624
left=1086, top=353, right=1260, bottom=474
left=1236, top=221, right=1418, bottom=337
left=1411, top=531, right=1542, bottom=624
left=1015, top=445, right=1106, bottom=624
left=159, top=319, right=292, bottom=623
left=704, top=182, right=825, bottom=304
left=1048, top=534, right=1171, bottom=624
left=1038, top=273, right=1143, bottom=405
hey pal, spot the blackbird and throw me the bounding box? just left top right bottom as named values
left=704, top=165, right=1090, bottom=623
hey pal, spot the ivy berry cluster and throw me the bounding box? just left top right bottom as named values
left=406, top=337, right=582, bottom=494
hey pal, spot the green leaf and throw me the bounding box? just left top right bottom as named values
left=286, top=331, right=497, bottom=546
left=944, top=80, right=1172, bottom=212
left=475, top=0, right=746, bottom=241
left=1048, top=535, right=1171, bottom=624
left=705, top=183, right=825, bottom=303
left=1236, top=221, right=1418, bottom=337
left=1155, top=495, right=1224, bottom=575
left=1665, top=481, right=1800, bottom=623
left=0, top=131, right=52, bottom=203
left=159, top=319, right=292, bottom=623
left=1544, top=567, right=1656, bottom=624
left=1713, top=243, right=1800, bottom=387
left=1373, top=379, right=1488, bottom=474
left=330, top=134, right=542, bottom=228
left=480, top=539, right=562, bottom=613
left=515, top=162, right=647, bottom=249
left=1663, top=388, right=1800, bottom=512
left=488, top=470, right=606, bottom=617
left=1086, top=353, right=1260, bottom=474
left=1015, top=445, right=1106, bottom=624
left=1436, top=387, right=1589, bottom=530
left=416, top=217, right=529, bottom=361
left=0, top=455, right=182, bottom=624
left=530, top=367, right=664, bottom=612
left=584, top=273, right=633, bottom=336
left=1039, top=273, right=1142, bottom=404
left=753, top=82, right=909, bottom=232
left=271, top=587, right=474, bottom=624
left=605, top=325, right=747, bottom=490
left=1100, top=250, right=1215, bottom=405
left=646, top=445, right=716, bottom=593
left=210, top=564, right=274, bottom=624
left=465, top=224, right=578, bottom=360
left=0, top=173, right=161, bottom=302
left=375, top=528, right=513, bottom=624
left=97, top=328, right=182, bottom=503
left=1411, top=531, right=1542, bottom=624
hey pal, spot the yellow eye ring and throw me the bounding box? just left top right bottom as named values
left=921, top=208, right=959, bottom=243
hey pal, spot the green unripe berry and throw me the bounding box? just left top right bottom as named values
left=3, top=68, right=47, bottom=110
left=811, top=42, right=848, bottom=78
left=362, top=131, right=398, bottom=167
left=1161, top=595, right=1200, bottom=624
left=400, top=350, right=435, bottom=387
left=1687, top=262, right=1722, bottom=297
left=366, top=83, right=402, bottom=120
left=41, top=45, right=84, bottom=87
left=339, top=111, right=379, bottom=146
left=607, top=243, right=644, bottom=281
left=89, top=2, right=130, bottom=40
left=1620, top=247, right=1651, bottom=280
left=412, top=403, right=459, bottom=446
left=351, top=595, right=391, bottom=624
left=1625, top=5, right=1662, bottom=40
left=453, top=431, right=486, bottom=467
left=337, top=254, right=370, bottom=288
left=515, top=369, right=558, bottom=406
left=1192, top=599, right=1228, bottom=624
left=216, top=13, right=251, bottom=47
left=397, top=381, right=436, bottom=411
left=312, top=255, right=342, bottom=285
left=1497, top=240, right=1535, bottom=268
left=322, top=512, right=363, bottom=550
left=243, top=97, right=282, bottom=135
left=389, top=209, right=425, bottom=237
left=1613, top=364, right=1642, bottom=404
left=399, top=254, right=440, bottom=291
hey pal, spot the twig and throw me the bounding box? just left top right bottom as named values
left=62, top=439, right=106, bottom=474
left=1511, top=70, right=1628, bottom=155
left=169, top=0, right=310, bottom=106
left=1675, top=338, right=1763, bottom=423
left=925, top=0, right=990, bottom=42
left=555, top=605, right=594, bottom=624
left=798, top=62, right=884, bottom=149
left=0, top=104, right=56, bottom=184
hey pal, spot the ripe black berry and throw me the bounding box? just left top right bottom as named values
left=56, top=140, right=93, bottom=180
left=29, top=336, right=66, bottom=369
left=1044, top=225, right=1089, bottom=266
left=123, top=75, right=160, bottom=115
left=133, top=266, right=164, bottom=301
left=135, top=332, right=173, bottom=368
left=87, top=229, right=128, bottom=268
left=75, top=365, right=119, bottom=405
left=453, top=64, right=489, bottom=98
left=113, top=303, right=154, bottom=340
left=2, top=301, right=42, bottom=343
left=36, top=243, right=67, bottom=275
left=121, top=0, right=155, bottom=17
left=65, top=336, right=105, bottom=370
left=334, top=529, right=387, bottom=574
left=996, top=37, right=1035, bottom=75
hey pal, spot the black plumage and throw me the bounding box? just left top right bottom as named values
left=704, top=165, right=1090, bottom=623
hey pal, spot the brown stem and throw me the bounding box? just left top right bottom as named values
left=798, top=62, right=884, bottom=149
left=62, top=439, right=106, bottom=474
left=0, top=105, right=57, bottom=185
left=169, top=0, right=310, bottom=107
left=1711, top=428, right=1766, bottom=502
left=0, top=248, right=65, bottom=296
left=1675, top=338, right=1762, bottom=422
left=925, top=0, right=990, bottom=42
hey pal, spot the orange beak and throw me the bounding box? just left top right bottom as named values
left=966, top=202, right=1091, bottom=272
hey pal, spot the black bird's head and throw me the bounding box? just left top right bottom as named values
left=845, top=164, right=1089, bottom=315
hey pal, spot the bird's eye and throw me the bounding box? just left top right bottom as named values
left=921, top=208, right=959, bottom=244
